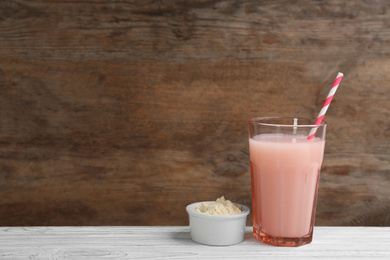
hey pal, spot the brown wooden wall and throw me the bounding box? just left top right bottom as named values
left=0, top=0, right=389, bottom=226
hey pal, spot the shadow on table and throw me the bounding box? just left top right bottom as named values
left=169, top=229, right=195, bottom=245
left=244, top=229, right=257, bottom=242
left=169, top=228, right=260, bottom=246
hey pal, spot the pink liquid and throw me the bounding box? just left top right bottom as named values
left=249, top=134, right=325, bottom=246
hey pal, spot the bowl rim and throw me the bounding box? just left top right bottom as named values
left=186, top=201, right=250, bottom=220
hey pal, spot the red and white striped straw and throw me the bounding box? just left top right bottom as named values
left=307, top=72, right=344, bottom=141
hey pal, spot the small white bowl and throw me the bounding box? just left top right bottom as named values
left=186, top=201, right=250, bottom=246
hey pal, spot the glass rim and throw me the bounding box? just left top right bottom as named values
left=248, top=116, right=327, bottom=128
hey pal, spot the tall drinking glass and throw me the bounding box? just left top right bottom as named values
left=248, top=117, right=326, bottom=247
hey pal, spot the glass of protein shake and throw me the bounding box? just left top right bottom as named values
left=248, top=117, right=326, bottom=247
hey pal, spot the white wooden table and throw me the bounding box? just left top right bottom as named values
left=0, top=226, right=389, bottom=259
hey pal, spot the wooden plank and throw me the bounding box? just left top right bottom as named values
left=0, top=227, right=390, bottom=259
left=0, top=1, right=389, bottom=226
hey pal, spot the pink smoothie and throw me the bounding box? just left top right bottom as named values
left=249, top=134, right=325, bottom=238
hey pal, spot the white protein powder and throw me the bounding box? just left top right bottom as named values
left=194, top=196, right=243, bottom=215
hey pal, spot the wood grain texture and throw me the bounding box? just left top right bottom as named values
left=1, top=226, right=390, bottom=259
left=0, top=0, right=389, bottom=226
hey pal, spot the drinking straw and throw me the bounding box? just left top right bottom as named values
left=307, top=72, right=344, bottom=141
